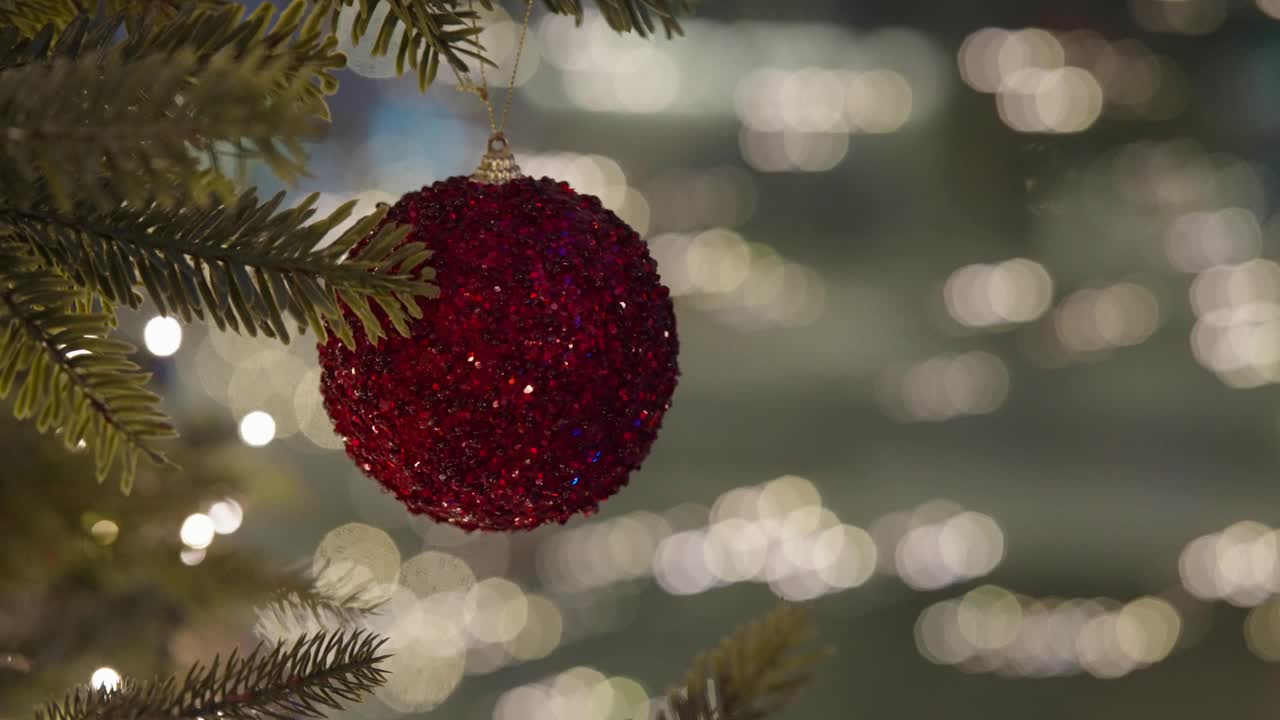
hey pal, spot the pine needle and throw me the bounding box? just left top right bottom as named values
left=5, top=189, right=434, bottom=347
left=0, top=239, right=176, bottom=492
left=35, top=630, right=390, bottom=720
left=660, top=605, right=829, bottom=720
left=0, top=1, right=345, bottom=208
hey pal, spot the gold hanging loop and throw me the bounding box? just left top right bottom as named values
left=470, top=132, right=524, bottom=184
left=450, top=0, right=534, bottom=183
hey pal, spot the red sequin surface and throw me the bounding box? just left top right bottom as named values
left=317, top=176, right=679, bottom=531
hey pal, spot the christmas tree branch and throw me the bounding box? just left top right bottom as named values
left=254, top=559, right=392, bottom=641
left=0, top=0, right=79, bottom=37
left=0, top=0, right=237, bottom=39
left=324, top=0, right=484, bottom=91
left=34, top=631, right=390, bottom=720
left=331, top=0, right=696, bottom=92
left=541, top=0, right=694, bottom=37
left=0, top=47, right=321, bottom=209
left=5, top=190, right=435, bottom=347
left=0, top=240, right=176, bottom=491
left=660, top=605, right=828, bottom=720
left=0, top=2, right=344, bottom=207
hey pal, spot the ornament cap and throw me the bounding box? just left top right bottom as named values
left=470, top=133, right=524, bottom=185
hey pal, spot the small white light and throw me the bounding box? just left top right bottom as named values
left=238, top=411, right=276, bottom=447
left=523, top=384, right=534, bottom=394
left=143, top=316, right=182, bottom=357
left=208, top=499, right=243, bottom=535
left=90, top=667, right=121, bottom=691
left=180, top=547, right=207, bottom=566
left=179, top=513, right=215, bottom=549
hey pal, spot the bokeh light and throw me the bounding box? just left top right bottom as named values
left=208, top=499, right=243, bottom=535
left=238, top=411, right=277, bottom=447
left=944, top=258, right=1054, bottom=329
left=879, top=352, right=1010, bottom=422
left=89, top=519, right=118, bottom=546
left=1179, top=521, right=1280, bottom=606
left=917, top=589, right=1180, bottom=678
left=871, top=502, right=1005, bottom=590
left=312, top=522, right=401, bottom=605
left=90, top=667, right=121, bottom=691
left=179, top=513, right=215, bottom=550
left=647, top=230, right=826, bottom=329
left=143, top=316, right=182, bottom=357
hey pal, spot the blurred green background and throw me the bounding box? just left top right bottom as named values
left=14, top=0, right=1280, bottom=718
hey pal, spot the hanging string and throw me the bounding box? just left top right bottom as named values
left=451, top=0, right=535, bottom=139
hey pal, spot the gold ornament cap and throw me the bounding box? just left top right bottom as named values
left=470, top=133, right=523, bottom=184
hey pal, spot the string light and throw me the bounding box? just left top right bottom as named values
left=179, top=548, right=207, bottom=566
left=238, top=411, right=276, bottom=447
left=208, top=499, right=243, bottom=535
left=179, top=513, right=215, bottom=550
left=90, top=667, right=121, bottom=691
left=90, top=519, right=119, bottom=546
left=917, top=590, right=1181, bottom=678
left=143, top=316, right=182, bottom=357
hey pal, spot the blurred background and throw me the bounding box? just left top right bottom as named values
left=11, top=0, right=1280, bottom=717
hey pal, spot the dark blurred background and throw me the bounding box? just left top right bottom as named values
left=15, top=0, right=1280, bottom=718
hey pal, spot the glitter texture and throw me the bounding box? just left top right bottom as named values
left=317, top=176, right=679, bottom=531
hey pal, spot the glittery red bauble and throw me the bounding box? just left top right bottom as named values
left=317, top=176, right=679, bottom=531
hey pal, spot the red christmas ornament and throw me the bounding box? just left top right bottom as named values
left=317, top=151, right=679, bottom=531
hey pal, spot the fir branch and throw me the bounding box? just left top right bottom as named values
left=331, top=0, right=694, bottom=92
left=0, top=46, right=322, bottom=210
left=4, top=190, right=435, bottom=347
left=254, top=590, right=376, bottom=642
left=35, top=630, right=390, bottom=720
left=0, top=1, right=344, bottom=207
left=541, top=0, right=694, bottom=37
left=130, top=0, right=345, bottom=123
left=323, top=0, right=485, bottom=92
left=660, top=606, right=828, bottom=720
left=255, top=559, right=391, bottom=641
left=0, top=0, right=234, bottom=39
left=0, top=0, right=78, bottom=37
left=0, top=241, right=176, bottom=492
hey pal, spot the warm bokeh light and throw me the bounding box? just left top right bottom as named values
left=143, top=316, right=182, bottom=357
left=1050, top=284, right=1160, bottom=355
left=944, top=258, right=1054, bottom=328
left=90, top=519, right=118, bottom=546
left=238, top=411, right=276, bottom=447
left=957, top=25, right=1186, bottom=129
left=1245, top=598, right=1280, bottom=660
left=312, top=522, right=401, bottom=605
left=647, top=229, right=826, bottom=329
left=494, top=667, right=650, bottom=720
left=1167, top=208, right=1263, bottom=272
left=207, top=499, right=243, bottom=535
left=879, top=351, right=1010, bottom=422
left=179, top=513, right=215, bottom=550
left=1180, top=521, right=1280, bottom=606
left=917, top=590, right=1180, bottom=678
left=179, top=548, right=206, bottom=566
left=90, top=666, right=121, bottom=691
left=505, top=594, right=564, bottom=661
left=871, top=502, right=1005, bottom=590
left=1131, top=0, right=1227, bottom=35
